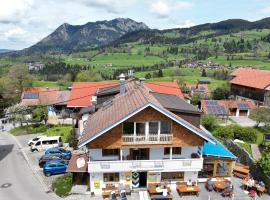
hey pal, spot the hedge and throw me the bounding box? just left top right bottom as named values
left=213, top=125, right=259, bottom=143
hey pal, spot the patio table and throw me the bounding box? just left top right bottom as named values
left=234, top=166, right=249, bottom=174
left=148, top=187, right=171, bottom=195
left=213, top=181, right=227, bottom=192
left=177, top=185, right=200, bottom=197
left=150, top=194, right=173, bottom=200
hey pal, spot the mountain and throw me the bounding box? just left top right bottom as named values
left=112, top=17, right=270, bottom=46
left=12, top=18, right=148, bottom=55
left=0, top=49, right=13, bottom=54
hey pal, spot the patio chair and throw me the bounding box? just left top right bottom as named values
left=120, top=190, right=127, bottom=200
left=205, top=180, right=214, bottom=191
left=109, top=191, right=117, bottom=200
left=222, top=186, right=234, bottom=197
left=124, top=184, right=131, bottom=195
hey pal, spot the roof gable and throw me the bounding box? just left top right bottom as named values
left=78, top=81, right=215, bottom=148
left=230, top=68, right=270, bottom=89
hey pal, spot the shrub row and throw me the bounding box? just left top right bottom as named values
left=213, top=125, right=259, bottom=143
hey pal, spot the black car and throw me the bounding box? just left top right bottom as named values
left=38, top=154, right=68, bottom=168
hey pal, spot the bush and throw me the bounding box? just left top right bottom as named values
left=258, top=153, right=270, bottom=176
left=52, top=173, right=73, bottom=197
left=213, top=125, right=258, bottom=143
left=213, top=126, right=234, bottom=140
left=201, top=115, right=218, bottom=131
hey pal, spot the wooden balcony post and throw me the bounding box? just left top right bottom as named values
left=170, top=147, right=173, bottom=160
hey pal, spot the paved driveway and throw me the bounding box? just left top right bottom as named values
left=230, top=116, right=257, bottom=127
left=0, top=131, right=60, bottom=200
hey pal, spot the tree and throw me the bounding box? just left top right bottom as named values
left=191, top=93, right=202, bottom=106
left=212, top=87, right=230, bottom=100
left=32, top=106, right=48, bottom=124
left=75, top=71, right=102, bottom=82
left=201, top=69, right=207, bottom=77
left=158, top=69, right=163, bottom=77
left=145, top=73, right=152, bottom=79
left=201, top=115, right=217, bottom=131
left=249, top=107, right=270, bottom=127
left=0, top=65, right=33, bottom=104
left=6, top=104, right=31, bottom=127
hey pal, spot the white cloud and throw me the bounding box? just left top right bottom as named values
left=258, top=6, right=270, bottom=15
left=0, top=0, right=34, bottom=23
left=175, top=1, right=194, bottom=10
left=4, top=27, right=27, bottom=39
left=150, top=1, right=171, bottom=18
left=150, top=1, right=194, bottom=19
left=81, top=0, right=136, bottom=14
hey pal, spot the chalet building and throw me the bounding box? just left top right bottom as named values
left=201, top=100, right=256, bottom=119
left=230, top=68, right=270, bottom=107
left=75, top=78, right=236, bottom=194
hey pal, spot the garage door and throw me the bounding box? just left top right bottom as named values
left=239, top=110, right=248, bottom=116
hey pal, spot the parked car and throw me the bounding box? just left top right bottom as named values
left=30, top=136, right=62, bottom=152
left=28, top=136, right=44, bottom=146
left=45, top=147, right=72, bottom=160
left=43, top=160, right=68, bottom=176
left=38, top=154, right=68, bottom=168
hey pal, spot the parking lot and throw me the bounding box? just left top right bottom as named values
left=15, top=134, right=63, bottom=190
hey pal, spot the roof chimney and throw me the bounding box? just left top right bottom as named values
left=119, top=73, right=126, bottom=94
left=91, top=95, right=97, bottom=111
left=139, top=77, right=145, bottom=87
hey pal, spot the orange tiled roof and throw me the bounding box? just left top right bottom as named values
left=67, top=82, right=118, bottom=107
left=68, top=81, right=184, bottom=107
left=145, top=82, right=183, bottom=98
left=230, top=68, right=270, bottom=90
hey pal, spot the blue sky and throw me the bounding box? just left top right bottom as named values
left=1, top=0, right=270, bottom=50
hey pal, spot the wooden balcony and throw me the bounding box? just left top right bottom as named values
left=122, top=133, right=172, bottom=144
left=88, top=158, right=203, bottom=173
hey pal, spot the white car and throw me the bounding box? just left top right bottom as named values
left=28, top=136, right=44, bottom=146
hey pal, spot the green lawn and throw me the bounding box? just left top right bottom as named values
left=45, top=125, right=72, bottom=143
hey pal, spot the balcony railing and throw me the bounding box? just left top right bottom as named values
left=122, top=133, right=172, bottom=144
left=88, top=158, right=203, bottom=173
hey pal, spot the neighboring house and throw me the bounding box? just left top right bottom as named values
left=69, top=80, right=184, bottom=135
left=21, top=87, right=71, bottom=123
left=28, top=62, right=44, bottom=72
left=201, top=100, right=256, bottom=119
left=73, top=79, right=236, bottom=194
left=183, top=84, right=209, bottom=100
left=230, top=68, right=270, bottom=107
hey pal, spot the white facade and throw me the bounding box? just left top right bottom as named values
left=88, top=146, right=203, bottom=194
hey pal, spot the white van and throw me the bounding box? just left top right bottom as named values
left=30, top=136, right=62, bottom=152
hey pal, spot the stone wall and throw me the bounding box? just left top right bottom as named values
left=225, top=140, right=270, bottom=194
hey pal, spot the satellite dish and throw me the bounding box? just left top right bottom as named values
left=76, top=157, right=85, bottom=168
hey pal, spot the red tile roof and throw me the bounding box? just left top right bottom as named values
left=21, top=87, right=65, bottom=106
left=68, top=81, right=184, bottom=107
left=67, top=82, right=118, bottom=107
left=230, top=68, right=270, bottom=90
left=79, top=80, right=214, bottom=147
left=201, top=99, right=256, bottom=115
left=145, top=82, right=183, bottom=98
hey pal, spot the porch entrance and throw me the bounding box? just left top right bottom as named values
left=132, top=172, right=147, bottom=188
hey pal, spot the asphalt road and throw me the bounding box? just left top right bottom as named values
left=0, top=131, right=59, bottom=200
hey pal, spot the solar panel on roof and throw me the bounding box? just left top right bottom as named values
left=23, top=93, right=39, bottom=99
left=239, top=103, right=249, bottom=110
